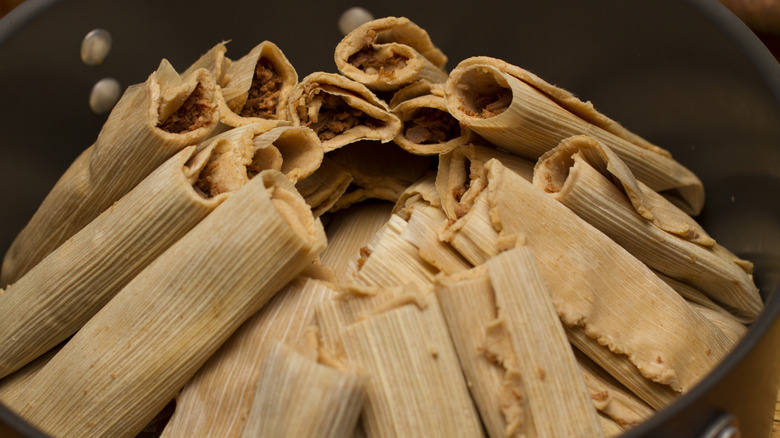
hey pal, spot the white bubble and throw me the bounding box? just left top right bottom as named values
left=81, top=28, right=112, bottom=66
left=89, top=78, right=121, bottom=115
left=338, top=7, right=374, bottom=35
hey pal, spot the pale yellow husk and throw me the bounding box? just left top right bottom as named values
left=439, top=158, right=731, bottom=410
left=161, top=277, right=339, bottom=438
left=1, top=61, right=220, bottom=286
left=0, top=132, right=251, bottom=379
left=249, top=126, right=323, bottom=183
left=182, top=42, right=230, bottom=84
left=444, top=56, right=704, bottom=214
left=391, top=85, right=464, bottom=155
left=533, top=135, right=762, bottom=321
left=334, top=17, right=448, bottom=92
left=436, top=247, right=604, bottom=438
left=7, top=170, right=326, bottom=438
left=295, top=157, right=354, bottom=216
left=240, top=342, right=365, bottom=438
left=314, top=284, right=485, bottom=438
left=320, top=202, right=395, bottom=283
left=288, top=72, right=402, bottom=151
left=217, top=41, right=298, bottom=133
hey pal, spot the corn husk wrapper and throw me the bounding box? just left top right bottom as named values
left=688, top=302, right=748, bottom=345
left=162, top=277, right=339, bottom=438
left=288, top=72, right=402, bottom=151
left=247, top=126, right=323, bottom=183
left=599, top=414, right=625, bottom=438
left=328, top=141, right=434, bottom=212
left=334, top=17, right=448, bottom=92
left=354, top=214, right=438, bottom=288
left=437, top=143, right=534, bottom=221
left=217, top=41, right=297, bottom=133
left=0, top=344, right=60, bottom=405
left=533, top=135, right=761, bottom=321
left=1, top=62, right=220, bottom=286
left=392, top=172, right=442, bottom=218
left=182, top=42, right=230, bottom=84
left=320, top=202, right=394, bottom=283
left=0, top=129, right=260, bottom=379
left=443, top=56, right=704, bottom=214
left=241, top=342, right=365, bottom=438
left=439, top=158, right=731, bottom=409
left=574, top=350, right=655, bottom=432
left=295, top=157, right=354, bottom=216
left=436, top=247, right=604, bottom=438
left=7, top=170, right=326, bottom=438
left=390, top=81, right=464, bottom=155
left=315, top=284, right=485, bottom=438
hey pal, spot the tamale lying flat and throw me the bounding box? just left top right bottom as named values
left=7, top=170, right=326, bottom=438
left=533, top=135, right=762, bottom=321
left=334, top=17, right=448, bottom=92
left=443, top=56, right=704, bottom=214
left=241, top=342, right=365, bottom=438
left=439, top=158, right=731, bottom=410
left=0, top=125, right=261, bottom=379
left=288, top=72, right=402, bottom=151
left=1, top=61, right=220, bottom=286
left=315, top=284, right=485, bottom=438
left=218, top=41, right=298, bottom=133
left=162, top=277, right=339, bottom=438
left=436, top=247, right=604, bottom=438
left=320, top=202, right=394, bottom=283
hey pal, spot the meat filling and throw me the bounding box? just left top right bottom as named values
left=403, top=108, right=460, bottom=144
left=240, top=58, right=283, bottom=119
left=464, top=87, right=512, bottom=118
left=158, top=84, right=214, bottom=133
left=348, top=47, right=409, bottom=75
left=304, top=93, right=385, bottom=141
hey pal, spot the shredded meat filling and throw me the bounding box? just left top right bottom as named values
left=240, top=58, right=283, bottom=119
left=348, top=47, right=408, bottom=74
left=460, top=87, right=512, bottom=119
left=158, top=84, right=214, bottom=133
left=304, top=93, right=385, bottom=141
left=404, top=108, right=460, bottom=144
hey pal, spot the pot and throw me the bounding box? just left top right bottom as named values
left=0, top=0, right=778, bottom=436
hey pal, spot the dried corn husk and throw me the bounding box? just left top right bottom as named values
left=436, top=143, right=533, bottom=220
left=295, top=157, right=354, bottom=216
left=7, top=170, right=326, bottom=438
left=315, top=284, right=485, bottom=438
left=334, top=17, right=448, bottom=92
left=392, top=172, right=442, bottom=219
left=533, top=135, right=762, bottom=321
left=328, top=141, right=433, bottom=212
left=241, top=342, right=365, bottom=438
left=320, top=202, right=394, bottom=283
left=217, top=41, right=297, bottom=132
left=182, top=42, right=230, bottom=84
left=162, top=277, right=339, bottom=438
left=439, top=158, right=731, bottom=409
left=0, top=344, right=60, bottom=404
left=444, top=56, right=704, bottom=214
left=689, top=302, right=748, bottom=345
left=353, top=214, right=438, bottom=287
left=288, top=72, right=402, bottom=151
left=248, top=126, right=323, bottom=183
left=1, top=61, right=220, bottom=286
left=0, top=129, right=258, bottom=379
left=390, top=81, right=464, bottom=154
left=575, top=350, right=655, bottom=431
left=436, top=247, right=604, bottom=438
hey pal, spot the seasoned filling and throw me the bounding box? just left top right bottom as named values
left=404, top=108, right=460, bottom=144
left=303, top=93, right=385, bottom=141
left=194, top=144, right=253, bottom=198
left=452, top=158, right=472, bottom=219
left=158, top=84, right=214, bottom=133
left=240, top=58, right=283, bottom=119
left=348, top=47, right=408, bottom=75
left=466, top=87, right=512, bottom=118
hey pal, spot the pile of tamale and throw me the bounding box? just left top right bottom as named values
left=0, top=15, right=762, bottom=438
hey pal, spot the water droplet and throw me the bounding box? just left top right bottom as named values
left=81, top=28, right=112, bottom=66
left=89, top=78, right=121, bottom=114
left=338, top=7, right=374, bottom=35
